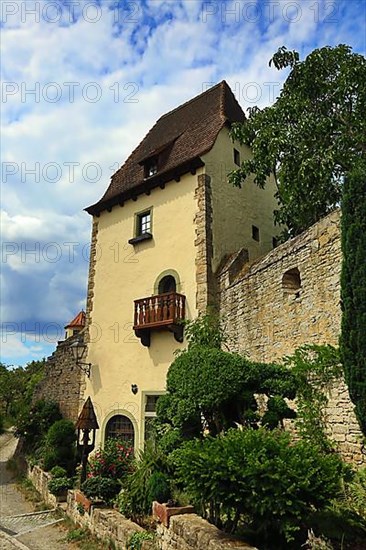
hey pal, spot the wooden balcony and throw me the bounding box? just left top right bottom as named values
left=133, top=292, right=186, bottom=346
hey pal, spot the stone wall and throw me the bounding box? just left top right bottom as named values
left=85, top=218, right=99, bottom=345
left=218, top=210, right=365, bottom=464
left=67, top=491, right=154, bottom=549
left=28, top=464, right=58, bottom=508
left=194, top=174, right=216, bottom=313
left=33, top=333, right=85, bottom=422
left=157, top=514, right=257, bottom=550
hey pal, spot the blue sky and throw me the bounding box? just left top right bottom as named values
left=1, top=0, right=365, bottom=366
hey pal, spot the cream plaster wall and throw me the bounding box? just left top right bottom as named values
left=84, top=171, right=202, bottom=449
left=202, top=127, right=280, bottom=271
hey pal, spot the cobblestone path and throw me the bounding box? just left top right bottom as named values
left=0, top=433, right=75, bottom=550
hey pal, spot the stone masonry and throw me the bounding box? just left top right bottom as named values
left=33, top=333, right=85, bottom=422
left=194, top=174, right=216, bottom=314
left=85, top=218, right=99, bottom=345
left=218, top=210, right=365, bottom=464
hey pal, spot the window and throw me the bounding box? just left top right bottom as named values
left=233, top=148, right=240, bottom=166
left=144, top=158, right=158, bottom=178
left=105, top=415, right=134, bottom=445
left=282, top=268, right=301, bottom=298
left=252, top=225, right=260, bottom=242
left=137, top=210, right=151, bottom=236
left=144, top=394, right=161, bottom=444
left=128, top=209, right=153, bottom=245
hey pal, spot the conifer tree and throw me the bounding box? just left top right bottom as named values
left=340, top=159, right=366, bottom=435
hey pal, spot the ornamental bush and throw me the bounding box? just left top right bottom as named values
left=50, top=465, right=67, bottom=478
left=156, top=346, right=297, bottom=443
left=48, top=476, right=73, bottom=496
left=170, top=428, right=346, bottom=544
left=88, top=438, right=133, bottom=480
left=118, top=443, right=170, bottom=520
left=43, top=419, right=76, bottom=473
left=81, top=476, right=120, bottom=503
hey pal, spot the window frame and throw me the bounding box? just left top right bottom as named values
left=233, top=148, right=241, bottom=166
left=128, top=207, right=153, bottom=245
left=252, top=225, right=260, bottom=242
left=144, top=157, right=158, bottom=179
left=105, top=414, right=135, bottom=445
left=142, top=391, right=165, bottom=444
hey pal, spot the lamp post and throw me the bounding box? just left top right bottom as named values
left=76, top=397, right=99, bottom=484
left=70, top=339, right=92, bottom=378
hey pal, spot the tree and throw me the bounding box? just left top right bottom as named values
left=340, top=159, right=366, bottom=435
left=0, top=360, right=45, bottom=421
left=155, top=316, right=297, bottom=450
left=229, top=44, right=366, bottom=238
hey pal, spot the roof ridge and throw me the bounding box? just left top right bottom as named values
left=158, top=80, right=227, bottom=122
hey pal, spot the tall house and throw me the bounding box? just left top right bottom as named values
left=83, top=81, right=279, bottom=449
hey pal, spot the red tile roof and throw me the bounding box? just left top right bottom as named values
left=65, top=310, right=86, bottom=329
left=85, top=81, right=245, bottom=216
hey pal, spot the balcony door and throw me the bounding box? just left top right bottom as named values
left=158, top=275, right=176, bottom=294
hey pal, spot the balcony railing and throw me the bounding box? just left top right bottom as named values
left=133, top=292, right=186, bottom=346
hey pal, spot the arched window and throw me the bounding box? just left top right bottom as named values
left=158, top=275, right=176, bottom=294
left=282, top=268, right=301, bottom=298
left=105, top=415, right=134, bottom=445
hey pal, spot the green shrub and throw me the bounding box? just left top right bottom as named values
left=88, top=438, right=133, bottom=479
left=126, top=532, right=154, bottom=550
left=283, top=345, right=342, bottom=450
left=15, top=400, right=62, bottom=452
left=146, top=472, right=171, bottom=505
left=81, top=475, right=121, bottom=503
left=0, top=412, right=4, bottom=434
left=157, top=346, right=297, bottom=440
left=50, top=465, right=67, bottom=478
left=48, top=476, right=73, bottom=496
left=43, top=449, right=59, bottom=472
left=43, top=419, right=76, bottom=473
left=118, top=443, right=170, bottom=520
left=170, top=428, right=346, bottom=544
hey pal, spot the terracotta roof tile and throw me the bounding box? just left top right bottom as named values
left=85, top=81, right=245, bottom=215
left=65, top=310, right=86, bottom=329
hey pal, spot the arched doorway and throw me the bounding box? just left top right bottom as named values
left=158, top=275, right=176, bottom=294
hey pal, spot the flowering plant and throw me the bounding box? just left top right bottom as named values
left=88, top=438, right=133, bottom=480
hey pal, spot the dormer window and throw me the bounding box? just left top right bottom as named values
left=144, top=157, right=158, bottom=178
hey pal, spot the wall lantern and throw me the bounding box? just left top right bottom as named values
left=70, top=339, right=92, bottom=378
left=131, top=384, right=138, bottom=395
left=76, top=397, right=99, bottom=484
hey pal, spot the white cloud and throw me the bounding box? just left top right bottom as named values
left=1, top=0, right=364, bottom=366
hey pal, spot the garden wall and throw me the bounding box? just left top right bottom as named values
left=67, top=490, right=154, bottom=549
left=156, top=514, right=257, bottom=550
left=66, top=490, right=257, bottom=550
left=27, top=464, right=58, bottom=508
left=218, top=210, right=365, bottom=464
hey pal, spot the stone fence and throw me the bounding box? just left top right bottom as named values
left=27, top=464, right=58, bottom=508
left=26, top=462, right=258, bottom=550
left=156, top=514, right=257, bottom=550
